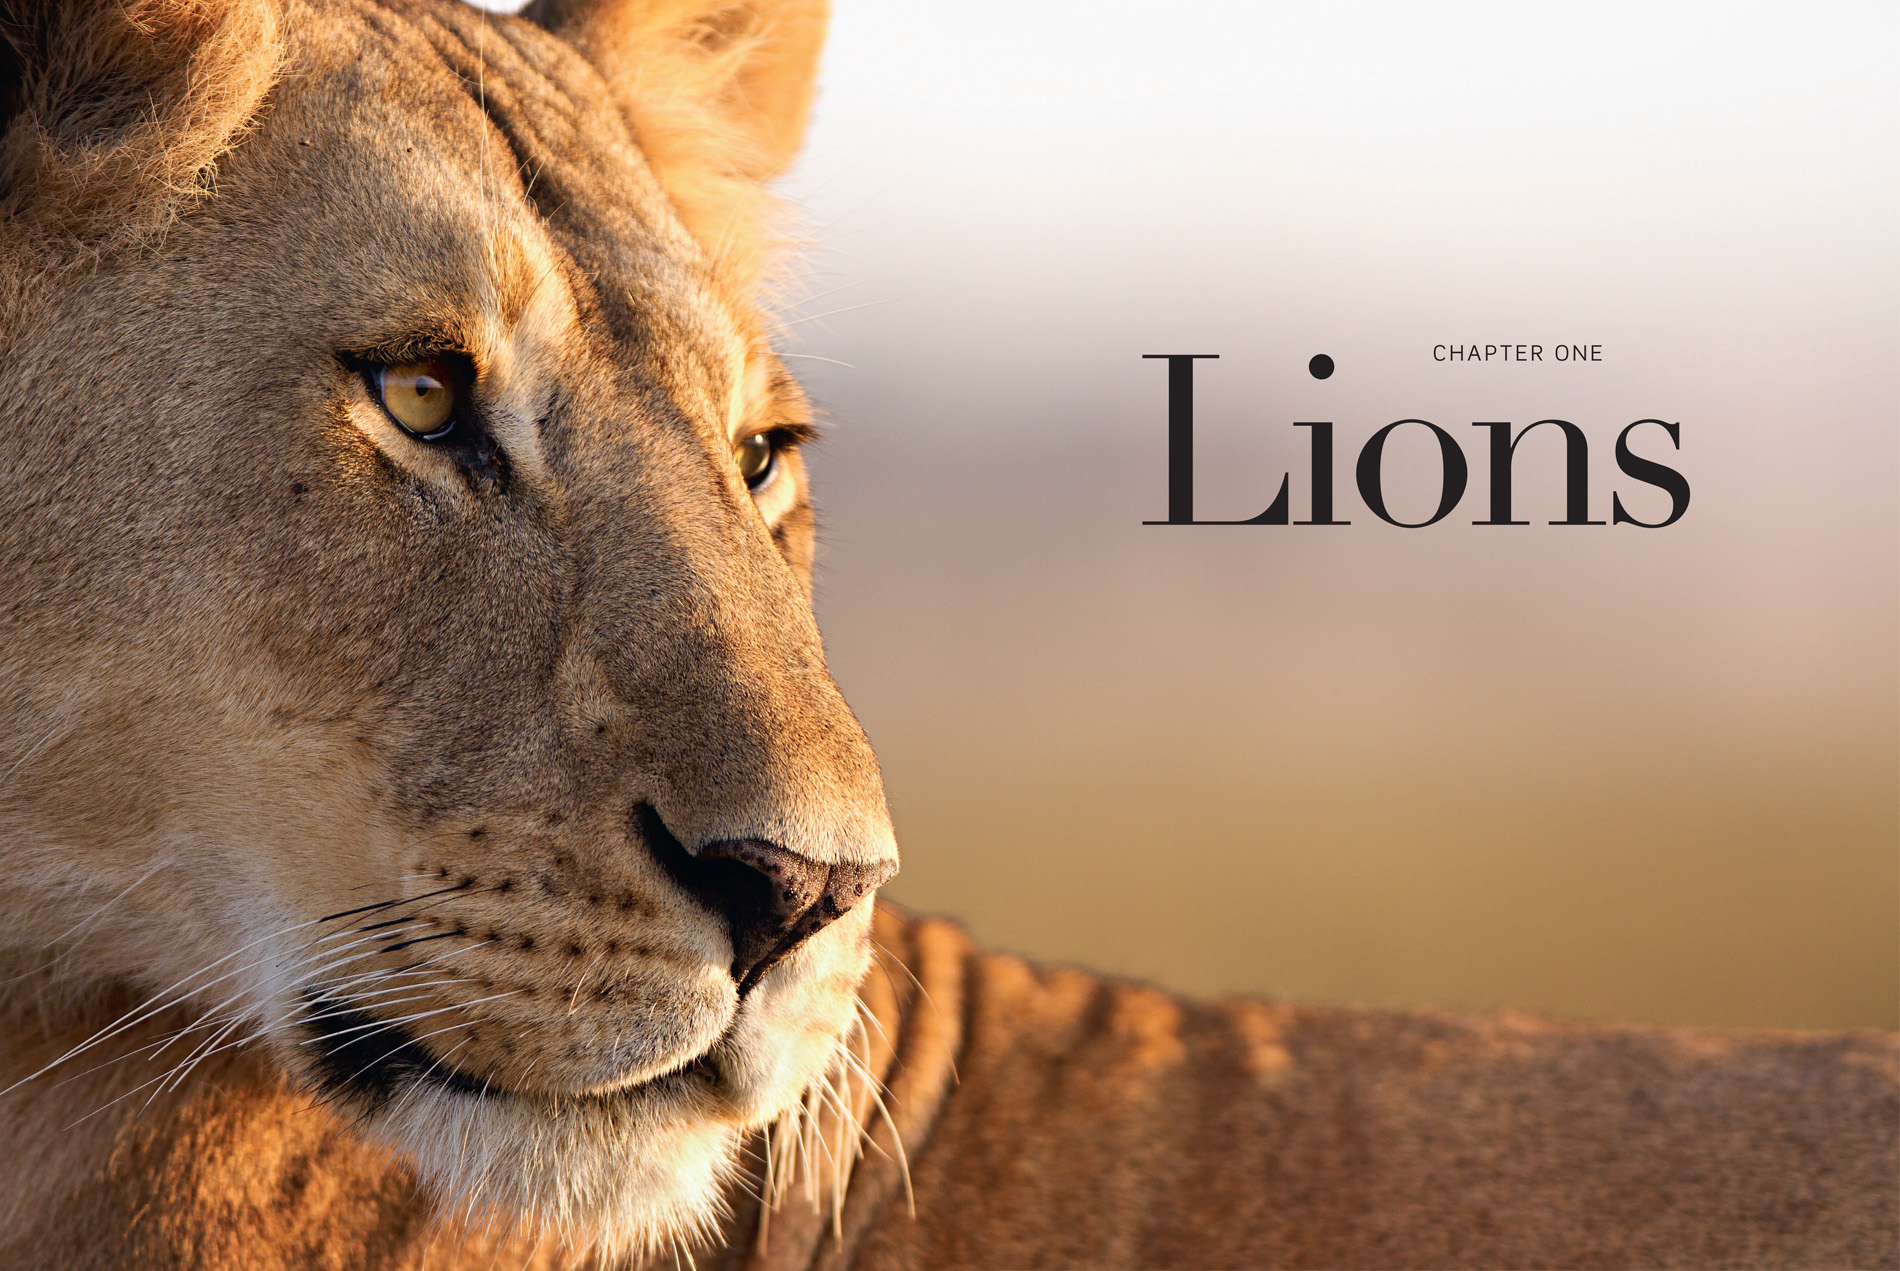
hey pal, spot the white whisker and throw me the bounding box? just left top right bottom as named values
left=776, top=353, right=856, bottom=369
left=774, top=297, right=895, bottom=330
left=0, top=861, right=173, bottom=987
left=295, top=989, right=522, bottom=1049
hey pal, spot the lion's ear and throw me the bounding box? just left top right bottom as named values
left=0, top=0, right=282, bottom=259
left=524, top=0, right=826, bottom=286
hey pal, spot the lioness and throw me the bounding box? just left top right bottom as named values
left=0, top=0, right=1892, bottom=1267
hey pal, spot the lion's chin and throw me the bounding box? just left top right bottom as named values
left=287, top=994, right=756, bottom=1256
left=367, top=1071, right=744, bottom=1260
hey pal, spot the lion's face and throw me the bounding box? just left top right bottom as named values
left=0, top=0, right=890, bottom=1253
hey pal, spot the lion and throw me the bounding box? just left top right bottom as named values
left=0, top=0, right=1892, bottom=1267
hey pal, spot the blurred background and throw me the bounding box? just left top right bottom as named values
left=766, top=1, right=1897, bottom=1031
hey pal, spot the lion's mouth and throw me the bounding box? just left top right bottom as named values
left=298, top=989, right=717, bottom=1109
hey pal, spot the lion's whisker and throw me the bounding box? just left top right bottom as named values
left=62, top=1007, right=251, bottom=1130
left=850, top=993, right=892, bottom=1045
left=0, top=861, right=173, bottom=988
left=52, top=923, right=463, bottom=1094
left=566, top=951, right=606, bottom=1015
left=292, top=983, right=478, bottom=1030
left=45, top=928, right=476, bottom=1099
left=0, top=908, right=425, bottom=1098
left=45, top=1013, right=229, bottom=1090
left=774, top=275, right=869, bottom=313
left=327, top=1007, right=510, bottom=1102
left=161, top=917, right=440, bottom=1037
left=317, top=879, right=490, bottom=926
left=151, top=1013, right=249, bottom=1102
left=320, top=935, right=496, bottom=997
left=294, top=989, right=523, bottom=1049
left=180, top=976, right=468, bottom=1062
left=776, top=352, right=855, bottom=369
left=773, top=297, right=896, bottom=330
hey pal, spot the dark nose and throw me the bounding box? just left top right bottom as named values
left=637, top=805, right=897, bottom=993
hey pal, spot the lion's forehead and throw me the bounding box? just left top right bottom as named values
left=266, top=0, right=751, bottom=436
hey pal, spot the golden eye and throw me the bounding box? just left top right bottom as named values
left=375, top=359, right=457, bottom=439
left=735, top=433, right=776, bottom=489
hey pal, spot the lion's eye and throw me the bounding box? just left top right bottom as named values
left=374, top=359, right=457, bottom=440
left=735, top=433, right=776, bottom=489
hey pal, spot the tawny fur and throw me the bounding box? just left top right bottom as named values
left=5, top=910, right=1895, bottom=1268
left=2, top=0, right=890, bottom=1260
left=0, top=0, right=284, bottom=268
left=0, top=0, right=1894, bottom=1267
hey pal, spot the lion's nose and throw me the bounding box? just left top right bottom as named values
left=637, top=806, right=896, bottom=993
left=696, top=839, right=894, bottom=990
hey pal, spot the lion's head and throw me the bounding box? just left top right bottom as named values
left=0, top=0, right=895, bottom=1255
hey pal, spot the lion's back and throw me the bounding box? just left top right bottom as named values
left=848, top=913, right=1898, bottom=1270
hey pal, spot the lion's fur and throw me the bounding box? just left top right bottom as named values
left=521, top=0, right=824, bottom=297
left=0, top=0, right=1895, bottom=1266
left=5, top=908, right=1895, bottom=1268
left=2, top=0, right=894, bottom=1260
left=814, top=911, right=1899, bottom=1271
left=0, top=0, right=285, bottom=272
